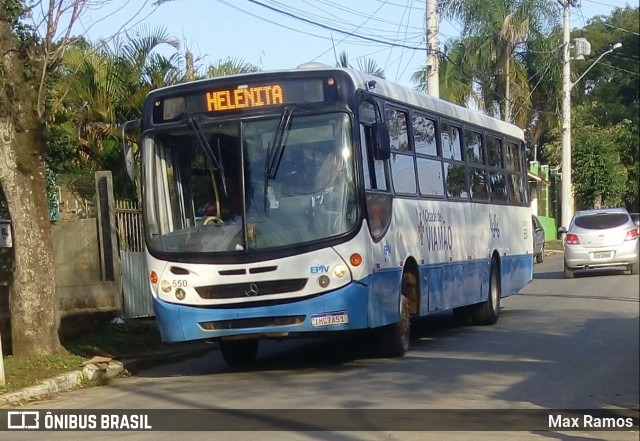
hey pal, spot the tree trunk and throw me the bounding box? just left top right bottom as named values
left=0, top=18, right=62, bottom=356
left=0, top=121, right=61, bottom=356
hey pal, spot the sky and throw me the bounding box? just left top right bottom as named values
left=74, top=0, right=638, bottom=89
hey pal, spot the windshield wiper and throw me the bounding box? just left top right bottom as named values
left=263, top=107, right=293, bottom=211
left=188, top=117, right=227, bottom=196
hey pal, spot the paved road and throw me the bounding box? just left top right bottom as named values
left=6, top=253, right=639, bottom=440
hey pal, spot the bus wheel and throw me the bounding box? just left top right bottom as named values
left=219, top=338, right=259, bottom=367
left=452, top=305, right=472, bottom=325
left=377, top=294, right=411, bottom=357
left=471, top=260, right=500, bottom=326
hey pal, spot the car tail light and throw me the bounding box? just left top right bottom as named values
left=565, top=233, right=580, bottom=245
left=625, top=228, right=639, bottom=241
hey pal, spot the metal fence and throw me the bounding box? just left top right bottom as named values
left=115, top=199, right=153, bottom=318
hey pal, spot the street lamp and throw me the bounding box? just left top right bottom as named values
left=560, top=34, right=622, bottom=229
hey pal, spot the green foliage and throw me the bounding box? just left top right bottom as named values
left=437, top=0, right=559, bottom=125
left=542, top=6, right=640, bottom=212
left=543, top=101, right=635, bottom=210
left=335, top=51, right=385, bottom=78
left=572, top=121, right=628, bottom=209
left=46, top=26, right=186, bottom=198
left=207, top=57, right=260, bottom=78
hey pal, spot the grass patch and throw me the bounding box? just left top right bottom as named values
left=1, top=319, right=166, bottom=395
left=546, top=239, right=564, bottom=251
left=62, top=319, right=164, bottom=359
left=0, top=353, right=86, bottom=395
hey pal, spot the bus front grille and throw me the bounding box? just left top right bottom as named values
left=199, top=315, right=306, bottom=330
left=195, top=279, right=308, bottom=300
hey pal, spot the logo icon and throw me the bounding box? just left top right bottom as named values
left=7, top=411, right=40, bottom=429
left=244, top=283, right=259, bottom=297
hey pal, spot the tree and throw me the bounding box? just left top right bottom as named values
left=412, top=41, right=475, bottom=106
left=435, top=0, right=557, bottom=125
left=49, top=25, right=183, bottom=195
left=0, top=1, right=163, bottom=356
left=0, top=2, right=61, bottom=356
left=544, top=102, right=629, bottom=209
left=542, top=6, right=639, bottom=212
left=336, top=51, right=385, bottom=78
left=207, top=57, right=260, bottom=78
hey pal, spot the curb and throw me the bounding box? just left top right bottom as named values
left=0, top=345, right=214, bottom=407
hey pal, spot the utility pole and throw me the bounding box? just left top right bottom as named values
left=560, top=0, right=620, bottom=228
left=426, top=0, right=439, bottom=98
left=560, top=0, right=574, bottom=230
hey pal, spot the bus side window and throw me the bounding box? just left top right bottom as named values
left=359, top=101, right=388, bottom=191
left=386, top=106, right=417, bottom=195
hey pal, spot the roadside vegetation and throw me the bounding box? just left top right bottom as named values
left=0, top=319, right=164, bottom=395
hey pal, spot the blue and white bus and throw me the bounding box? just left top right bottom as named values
left=124, top=65, right=533, bottom=366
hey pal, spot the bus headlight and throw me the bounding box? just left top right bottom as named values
left=333, top=264, right=347, bottom=278
left=175, top=288, right=186, bottom=300
left=318, top=275, right=330, bottom=288
left=160, top=280, right=172, bottom=293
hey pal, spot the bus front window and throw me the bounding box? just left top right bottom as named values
left=143, top=112, right=357, bottom=254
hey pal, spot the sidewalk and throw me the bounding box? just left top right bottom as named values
left=0, top=342, right=214, bottom=407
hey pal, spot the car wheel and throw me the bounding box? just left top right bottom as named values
left=564, top=262, right=574, bottom=279
left=536, top=244, right=545, bottom=264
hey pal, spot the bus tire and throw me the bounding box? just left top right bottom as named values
left=377, top=294, right=411, bottom=357
left=452, top=305, right=472, bottom=325
left=219, top=338, right=259, bottom=367
left=471, top=260, right=500, bottom=326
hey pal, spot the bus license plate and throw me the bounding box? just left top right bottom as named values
left=311, top=311, right=349, bottom=327
left=593, top=251, right=611, bottom=259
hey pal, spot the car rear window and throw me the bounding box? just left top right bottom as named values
left=574, top=213, right=629, bottom=230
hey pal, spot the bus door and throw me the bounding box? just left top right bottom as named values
left=357, top=98, right=398, bottom=327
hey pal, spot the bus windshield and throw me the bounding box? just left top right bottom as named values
left=143, top=112, right=357, bottom=254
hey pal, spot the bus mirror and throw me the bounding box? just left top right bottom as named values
left=121, top=119, right=140, bottom=183
left=372, top=122, right=390, bottom=160
left=124, top=142, right=135, bottom=182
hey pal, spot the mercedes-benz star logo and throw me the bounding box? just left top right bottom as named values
left=244, top=283, right=259, bottom=297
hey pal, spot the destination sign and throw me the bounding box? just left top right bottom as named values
left=205, top=85, right=284, bottom=112
left=153, top=78, right=338, bottom=123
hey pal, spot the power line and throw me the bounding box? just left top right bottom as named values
left=216, top=0, right=341, bottom=43
left=596, top=21, right=640, bottom=36
left=600, top=61, right=640, bottom=76
left=309, top=0, right=391, bottom=63
left=245, top=0, right=426, bottom=50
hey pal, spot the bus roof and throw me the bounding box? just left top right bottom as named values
left=149, top=65, right=525, bottom=141
left=334, top=66, right=525, bottom=141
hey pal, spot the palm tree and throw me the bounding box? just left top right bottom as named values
left=207, top=57, right=260, bottom=78
left=437, top=0, right=557, bottom=124
left=412, top=41, right=475, bottom=106
left=336, top=51, right=385, bottom=78
left=51, top=26, right=183, bottom=168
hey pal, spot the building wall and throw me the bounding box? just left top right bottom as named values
left=52, top=219, right=118, bottom=315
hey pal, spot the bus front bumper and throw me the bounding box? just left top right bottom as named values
left=153, top=283, right=369, bottom=343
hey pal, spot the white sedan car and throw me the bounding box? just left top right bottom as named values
left=558, top=208, right=639, bottom=279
